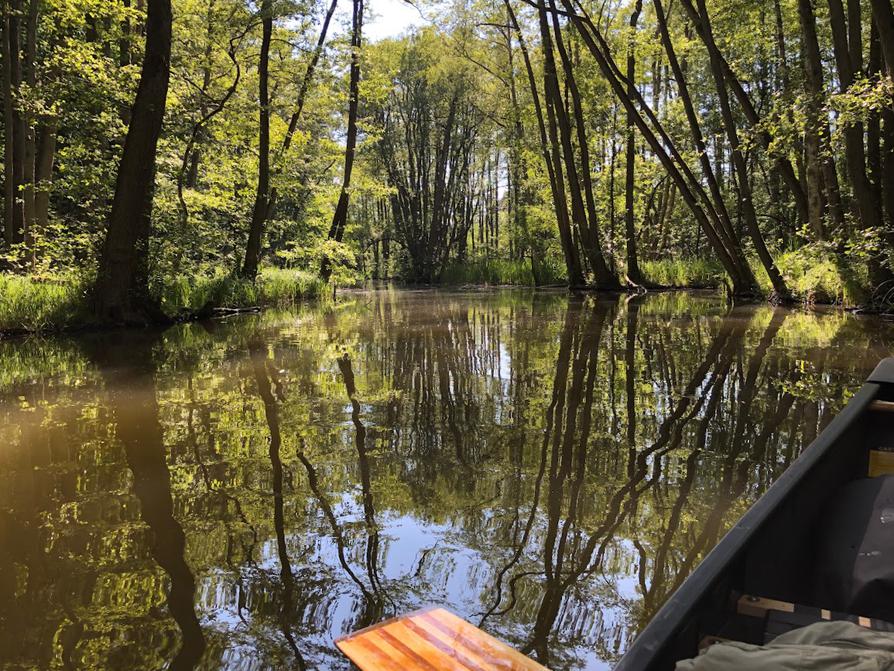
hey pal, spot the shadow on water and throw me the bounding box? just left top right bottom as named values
left=0, top=289, right=891, bottom=669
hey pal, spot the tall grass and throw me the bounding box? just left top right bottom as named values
left=643, top=249, right=865, bottom=305
left=0, top=274, right=91, bottom=332
left=754, top=247, right=866, bottom=305
left=440, top=257, right=566, bottom=286
left=157, top=267, right=327, bottom=313
left=0, top=268, right=327, bottom=334
left=641, top=257, right=724, bottom=288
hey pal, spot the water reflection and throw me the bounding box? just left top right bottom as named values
left=0, top=290, right=891, bottom=670
left=88, top=333, right=206, bottom=670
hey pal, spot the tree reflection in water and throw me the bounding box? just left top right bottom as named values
left=0, top=290, right=891, bottom=670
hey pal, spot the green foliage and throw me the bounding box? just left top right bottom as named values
left=3, top=0, right=892, bottom=336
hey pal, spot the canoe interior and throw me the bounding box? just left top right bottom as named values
left=616, top=359, right=894, bottom=670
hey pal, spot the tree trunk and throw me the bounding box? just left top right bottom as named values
left=241, top=0, right=273, bottom=279
left=547, top=0, right=619, bottom=288
left=93, top=0, right=172, bottom=324
left=537, top=0, right=588, bottom=287
left=697, top=0, right=790, bottom=299
left=871, top=0, right=894, bottom=72
left=829, top=0, right=891, bottom=285
left=654, top=0, right=739, bottom=256
left=2, top=1, right=14, bottom=247
left=2, top=0, right=25, bottom=246
left=505, top=0, right=584, bottom=286
left=799, top=0, right=846, bottom=237
left=267, top=0, right=338, bottom=218
left=321, top=0, right=363, bottom=282
left=680, top=0, right=810, bottom=231
left=624, top=0, right=645, bottom=286
left=21, top=0, right=37, bottom=257
left=506, top=12, right=528, bottom=263
left=559, top=0, right=755, bottom=295
left=33, top=121, right=57, bottom=247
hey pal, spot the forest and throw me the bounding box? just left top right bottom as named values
left=1, top=0, right=894, bottom=329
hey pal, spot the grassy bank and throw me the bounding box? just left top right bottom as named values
left=157, top=268, right=327, bottom=314
left=759, top=247, right=867, bottom=306
left=644, top=250, right=871, bottom=307
left=0, top=274, right=92, bottom=333
left=0, top=252, right=878, bottom=335
left=0, top=268, right=327, bottom=334
left=642, top=257, right=724, bottom=289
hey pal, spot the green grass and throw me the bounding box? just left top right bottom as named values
left=0, top=268, right=327, bottom=334
left=642, top=252, right=866, bottom=306
left=440, top=257, right=566, bottom=286
left=755, top=247, right=866, bottom=306
left=157, top=267, right=327, bottom=314
left=0, top=273, right=91, bottom=332
left=642, top=257, right=725, bottom=288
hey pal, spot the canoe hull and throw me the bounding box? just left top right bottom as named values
left=615, top=358, right=894, bottom=670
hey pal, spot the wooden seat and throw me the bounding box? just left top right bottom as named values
left=335, top=607, right=551, bottom=671
left=736, top=594, right=894, bottom=644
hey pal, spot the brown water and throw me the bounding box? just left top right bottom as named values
left=0, top=289, right=892, bottom=671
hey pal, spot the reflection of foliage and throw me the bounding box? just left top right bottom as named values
left=0, top=291, right=892, bottom=669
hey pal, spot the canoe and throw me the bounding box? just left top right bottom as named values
left=616, top=357, right=894, bottom=670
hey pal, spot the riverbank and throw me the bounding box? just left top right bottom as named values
left=0, top=251, right=883, bottom=336
left=0, top=268, right=326, bottom=336
left=439, top=251, right=870, bottom=307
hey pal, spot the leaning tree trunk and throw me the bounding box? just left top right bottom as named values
left=504, top=0, right=584, bottom=287
left=267, top=0, right=338, bottom=219
left=536, top=0, right=588, bottom=286
left=93, top=0, right=172, bottom=324
left=321, top=0, right=363, bottom=282
left=561, top=0, right=754, bottom=294
left=679, top=0, right=811, bottom=233
left=241, top=0, right=273, bottom=280
left=548, top=0, right=620, bottom=289
left=696, top=0, right=791, bottom=299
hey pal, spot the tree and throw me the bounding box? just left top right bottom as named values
left=623, top=0, right=645, bottom=286
left=93, top=0, right=173, bottom=324
left=241, top=0, right=273, bottom=279
left=321, top=0, right=363, bottom=282
left=374, top=32, right=482, bottom=283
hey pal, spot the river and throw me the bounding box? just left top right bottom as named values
left=0, top=289, right=891, bottom=670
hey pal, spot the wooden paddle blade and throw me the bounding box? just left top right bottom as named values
left=335, top=607, right=552, bottom=671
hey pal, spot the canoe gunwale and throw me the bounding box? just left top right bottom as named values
left=614, top=377, right=883, bottom=670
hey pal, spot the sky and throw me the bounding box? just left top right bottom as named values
left=342, top=0, right=429, bottom=42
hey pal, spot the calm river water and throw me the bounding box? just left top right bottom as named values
left=1, top=289, right=892, bottom=670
